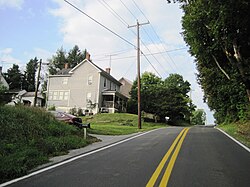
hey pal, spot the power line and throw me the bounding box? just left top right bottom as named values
left=131, top=0, right=149, bottom=22
left=98, top=0, right=129, bottom=27
left=93, top=47, right=187, bottom=61
left=141, top=51, right=162, bottom=78
left=119, top=0, right=137, bottom=20
left=96, top=0, right=167, bottom=77
left=98, top=0, right=169, bottom=76
left=132, top=0, right=182, bottom=73
left=64, top=0, right=136, bottom=48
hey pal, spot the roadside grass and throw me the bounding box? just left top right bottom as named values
left=219, top=121, right=250, bottom=148
left=82, top=113, right=167, bottom=135
left=0, top=105, right=97, bottom=184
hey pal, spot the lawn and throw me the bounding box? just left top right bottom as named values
left=82, top=113, right=167, bottom=135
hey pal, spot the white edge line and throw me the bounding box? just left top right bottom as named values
left=0, top=128, right=160, bottom=187
left=216, top=127, right=250, bottom=153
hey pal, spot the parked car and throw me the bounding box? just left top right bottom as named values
left=49, top=111, right=90, bottom=129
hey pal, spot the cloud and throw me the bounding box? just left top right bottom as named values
left=0, top=0, right=24, bottom=9
left=26, top=48, right=53, bottom=63
left=0, top=48, right=22, bottom=71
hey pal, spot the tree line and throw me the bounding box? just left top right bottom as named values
left=1, top=45, right=86, bottom=92
left=127, top=72, right=202, bottom=125
left=167, top=0, right=250, bottom=123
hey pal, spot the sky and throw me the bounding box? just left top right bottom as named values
left=0, top=0, right=215, bottom=123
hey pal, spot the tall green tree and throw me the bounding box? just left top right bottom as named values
left=128, top=72, right=194, bottom=122
left=48, top=45, right=87, bottom=75
left=4, top=64, right=23, bottom=90
left=23, top=57, right=39, bottom=91
left=48, top=47, right=67, bottom=75
left=67, top=46, right=86, bottom=68
left=167, top=0, right=250, bottom=122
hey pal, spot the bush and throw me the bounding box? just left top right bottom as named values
left=48, top=105, right=56, bottom=111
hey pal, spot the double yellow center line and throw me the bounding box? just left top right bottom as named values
left=146, top=128, right=190, bottom=187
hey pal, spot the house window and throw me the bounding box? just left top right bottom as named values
left=104, top=78, right=106, bottom=87
left=62, top=78, right=68, bottom=85
left=114, top=85, right=116, bottom=91
left=87, top=92, right=92, bottom=101
left=48, top=92, right=53, bottom=100
left=110, top=82, right=112, bottom=90
left=49, top=91, right=69, bottom=101
left=64, top=91, right=69, bottom=100
left=59, top=91, right=64, bottom=100
left=88, top=75, right=93, bottom=85
left=53, top=91, right=58, bottom=100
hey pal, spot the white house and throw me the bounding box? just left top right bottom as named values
left=6, top=90, right=44, bottom=106
left=47, top=55, right=129, bottom=114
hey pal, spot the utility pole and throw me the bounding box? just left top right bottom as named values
left=34, top=59, right=42, bottom=107
left=128, top=20, right=149, bottom=129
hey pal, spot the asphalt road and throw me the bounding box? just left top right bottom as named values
left=4, top=126, right=250, bottom=187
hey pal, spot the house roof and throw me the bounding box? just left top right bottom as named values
left=102, top=90, right=128, bottom=99
left=56, top=68, right=72, bottom=75
left=52, top=59, right=122, bottom=86
left=23, top=92, right=44, bottom=99
left=119, top=77, right=133, bottom=85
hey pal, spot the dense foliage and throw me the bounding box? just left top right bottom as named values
left=168, top=0, right=250, bottom=123
left=48, top=45, right=87, bottom=75
left=191, top=109, right=206, bottom=125
left=128, top=72, right=194, bottom=123
left=0, top=106, right=92, bottom=183
left=3, top=58, right=39, bottom=92
left=3, top=64, right=22, bottom=90
left=23, top=57, right=39, bottom=92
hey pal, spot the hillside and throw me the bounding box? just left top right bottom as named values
left=0, top=106, right=94, bottom=183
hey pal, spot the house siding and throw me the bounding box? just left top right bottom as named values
left=47, top=61, right=100, bottom=113
left=47, top=59, right=127, bottom=114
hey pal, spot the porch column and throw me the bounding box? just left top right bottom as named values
left=113, top=94, right=115, bottom=108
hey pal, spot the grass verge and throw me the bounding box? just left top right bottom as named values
left=0, top=105, right=96, bottom=184
left=82, top=113, right=167, bottom=135
left=219, top=121, right=250, bottom=148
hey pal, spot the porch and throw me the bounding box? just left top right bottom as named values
left=101, top=91, right=128, bottom=113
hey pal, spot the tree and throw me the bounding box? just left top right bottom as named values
left=48, top=47, right=67, bottom=75
left=191, top=109, right=206, bottom=125
left=48, top=45, right=87, bottom=75
left=161, top=74, right=192, bottom=122
left=167, top=0, right=250, bottom=122
left=67, top=46, right=86, bottom=68
left=4, top=64, right=23, bottom=90
left=128, top=72, right=194, bottom=122
left=164, top=74, right=191, bottom=96
left=0, top=83, right=10, bottom=105
left=129, top=72, right=162, bottom=115
left=23, top=57, right=39, bottom=91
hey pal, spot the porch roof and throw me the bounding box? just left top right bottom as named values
left=102, top=90, right=128, bottom=100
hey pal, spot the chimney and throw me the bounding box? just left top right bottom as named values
left=64, top=63, right=69, bottom=69
left=86, top=52, right=91, bottom=61
left=0, top=66, right=2, bottom=73
left=106, top=68, right=111, bottom=74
